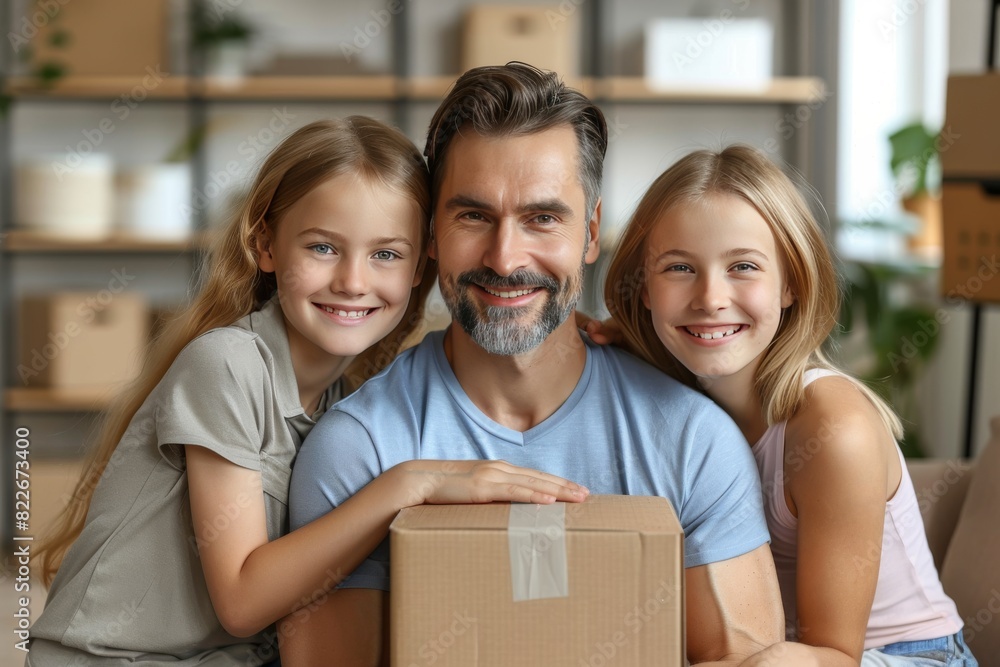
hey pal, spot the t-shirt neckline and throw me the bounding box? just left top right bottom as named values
left=428, top=328, right=595, bottom=446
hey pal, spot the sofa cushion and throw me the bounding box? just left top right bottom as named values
left=941, top=416, right=1000, bottom=666
left=907, top=458, right=973, bottom=569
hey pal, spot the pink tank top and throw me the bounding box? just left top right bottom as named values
left=751, top=369, right=963, bottom=649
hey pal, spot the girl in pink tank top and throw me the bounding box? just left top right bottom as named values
left=598, top=145, right=975, bottom=666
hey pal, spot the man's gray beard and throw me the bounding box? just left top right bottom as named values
left=444, top=269, right=584, bottom=356
left=462, top=301, right=569, bottom=355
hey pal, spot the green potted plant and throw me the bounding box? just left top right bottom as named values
left=191, top=3, right=256, bottom=81
left=831, top=218, right=941, bottom=458
left=1, top=1, right=71, bottom=116
left=888, top=122, right=942, bottom=255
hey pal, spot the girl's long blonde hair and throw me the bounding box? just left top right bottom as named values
left=604, top=144, right=902, bottom=437
left=38, top=116, right=437, bottom=586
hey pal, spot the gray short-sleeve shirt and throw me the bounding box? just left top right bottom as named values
left=28, top=297, right=339, bottom=666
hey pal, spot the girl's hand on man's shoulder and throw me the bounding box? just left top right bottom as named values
left=574, top=310, right=624, bottom=346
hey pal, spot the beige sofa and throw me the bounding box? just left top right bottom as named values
left=908, top=416, right=1000, bottom=665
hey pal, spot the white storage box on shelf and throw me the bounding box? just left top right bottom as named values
left=116, top=163, right=193, bottom=240
left=16, top=153, right=116, bottom=239
left=644, top=18, right=774, bottom=90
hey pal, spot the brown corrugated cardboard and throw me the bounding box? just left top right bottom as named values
left=941, top=74, right=1000, bottom=303
left=941, top=182, right=1000, bottom=303
left=26, top=459, right=87, bottom=539
left=18, top=291, right=149, bottom=389
left=462, top=5, right=580, bottom=79
left=941, top=75, right=1000, bottom=180
left=390, top=495, right=684, bottom=667
left=31, top=0, right=170, bottom=76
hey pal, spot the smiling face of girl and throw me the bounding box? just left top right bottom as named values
left=641, top=192, right=795, bottom=391
left=257, top=172, right=424, bottom=367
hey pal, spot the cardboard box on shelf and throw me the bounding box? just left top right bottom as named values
left=390, top=495, right=684, bottom=667
left=30, top=0, right=170, bottom=77
left=462, top=5, right=580, bottom=79
left=941, top=74, right=1000, bottom=304
left=18, top=292, right=149, bottom=390
left=25, top=459, right=88, bottom=540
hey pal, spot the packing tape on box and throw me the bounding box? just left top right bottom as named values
left=507, top=503, right=568, bottom=601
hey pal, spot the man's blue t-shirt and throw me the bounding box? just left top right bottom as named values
left=289, top=330, right=769, bottom=591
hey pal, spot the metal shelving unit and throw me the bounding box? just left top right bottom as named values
left=1, top=0, right=14, bottom=550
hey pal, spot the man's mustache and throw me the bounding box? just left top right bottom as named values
left=457, top=268, right=560, bottom=292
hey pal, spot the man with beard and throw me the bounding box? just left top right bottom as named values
left=284, top=63, right=784, bottom=666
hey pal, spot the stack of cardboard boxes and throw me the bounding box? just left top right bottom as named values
left=16, top=291, right=149, bottom=541
left=941, top=74, right=1000, bottom=302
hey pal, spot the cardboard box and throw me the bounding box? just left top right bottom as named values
left=31, top=0, right=170, bottom=76
left=462, top=5, right=580, bottom=79
left=390, top=495, right=684, bottom=667
left=24, top=459, right=87, bottom=540
left=940, top=75, right=1000, bottom=181
left=18, top=292, right=149, bottom=390
left=941, top=74, right=1000, bottom=304
left=941, top=182, right=1000, bottom=302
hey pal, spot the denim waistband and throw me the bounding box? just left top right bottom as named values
left=880, top=633, right=951, bottom=656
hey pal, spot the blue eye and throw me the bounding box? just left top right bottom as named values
left=373, top=250, right=400, bottom=261
left=310, top=243, right=334, bottom=255
left=664, top=264, right=692, bottom=273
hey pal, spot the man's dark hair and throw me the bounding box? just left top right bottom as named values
left=424, top=62, right=609, bottom=220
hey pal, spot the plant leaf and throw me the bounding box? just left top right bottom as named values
left=165, top=123, right=209, bottom=163
left=853, top=264, right=883, bottom=338
left=893, top=307, right=940, bottom=361
left=888, top=122, right=939, bottom=197
left=35, top=62, right=67, bottom=86
left=48, top=29, right=71, bottom=48
left=888, top=123, right=936, bottom=174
